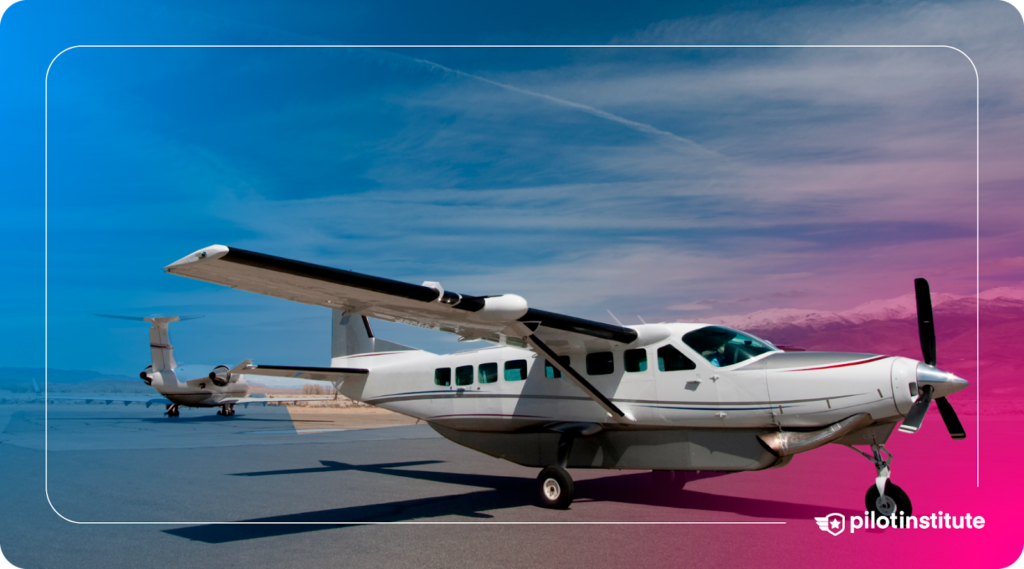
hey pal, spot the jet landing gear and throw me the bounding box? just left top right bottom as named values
left=217, top=404, right=236, bottom=417
left=849, top=442, right=913, bottom=517
left=165, top=404, right=180, bottom=417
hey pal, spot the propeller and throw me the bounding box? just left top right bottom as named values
left=898, top=278, right=966, bottom=439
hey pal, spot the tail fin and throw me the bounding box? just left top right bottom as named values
left=95, top=314, right=203, bottom=371
left=331, top=310, right=414, bottom=358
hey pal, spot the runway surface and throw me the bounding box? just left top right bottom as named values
left=0, top=403, right=1017, bottom=568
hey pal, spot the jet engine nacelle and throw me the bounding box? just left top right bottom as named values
left=209, top=365, right=237, bottom=387
left=140, top=365, right=154, bottom=386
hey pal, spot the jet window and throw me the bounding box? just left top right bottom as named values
left=434, top=368, right=451, bottom=386
left=456, top=365, right=474, bottom=386
left=624, top=349, right=648, bottom=372
left=586, top=352, right=614, bottom=376
left=657, top=345, right=696, bottom=372
left=504, top=360, right=527, bottom=381
left=682, top=326, right=775, bottom=367
left=545, top=356, right=570, bottom=379
left=479, top=363, right=498, bottom=384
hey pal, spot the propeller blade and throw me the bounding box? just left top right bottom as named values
left=914, top=278, right=937, bottom=366
left=935, top=396, right=967, bottom=440
left=898, top=384, right=933, bottom=434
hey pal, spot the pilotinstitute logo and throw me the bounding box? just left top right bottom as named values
left=815, top=511, right=987, bottom=535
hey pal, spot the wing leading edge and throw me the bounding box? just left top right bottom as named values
left=165, top=245, right=638, bottom=351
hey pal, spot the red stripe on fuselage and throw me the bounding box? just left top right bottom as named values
left=783, top=355, right=887, bottom=372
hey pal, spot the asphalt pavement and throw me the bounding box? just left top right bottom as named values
left=0, top=402, right=983, bottom=569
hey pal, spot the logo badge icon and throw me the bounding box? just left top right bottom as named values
left=815, top=513, right=845, bottom=536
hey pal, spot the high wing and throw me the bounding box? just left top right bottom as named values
left=166, top=245, right=641, bottom=418
left=165, top=245, right=638, bottom=352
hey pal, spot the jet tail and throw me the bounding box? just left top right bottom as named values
left=95, top=314, right=203, bottom=372
left=331, top=310, right=414, bottom=358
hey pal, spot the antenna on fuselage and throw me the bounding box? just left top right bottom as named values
left=606, top=309, right=624, bottom=326
left=637, top=315, right=647, bottom=324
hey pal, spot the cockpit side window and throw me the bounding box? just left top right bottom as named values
left=682, top=326, right=775, bottom=367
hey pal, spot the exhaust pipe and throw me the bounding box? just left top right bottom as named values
left=758, top=413, right=874, bottom=457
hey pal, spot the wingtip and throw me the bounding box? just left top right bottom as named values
left=165, top=245, right=230, bottom=271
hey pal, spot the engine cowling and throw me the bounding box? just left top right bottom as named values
left=140, top=365, right=153, bottom=386
left=209, top=365, right=232, bottom=387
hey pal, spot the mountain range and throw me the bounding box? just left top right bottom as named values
left=688, top=286, right=1024, bottom=406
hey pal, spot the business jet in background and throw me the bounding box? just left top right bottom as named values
left=44, top=314, right=331, bottom=416
left=165, top=245, right=968, bottom=515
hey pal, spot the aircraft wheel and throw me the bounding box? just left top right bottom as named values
left=537, top=467, right=574, bottom=509
left=865, top=481, right=912, bottom=517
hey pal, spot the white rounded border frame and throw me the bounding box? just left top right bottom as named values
left=43, top=45, right=979, bottom=530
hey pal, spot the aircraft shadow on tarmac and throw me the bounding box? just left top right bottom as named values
left=165, top=460, right=861, bottom=543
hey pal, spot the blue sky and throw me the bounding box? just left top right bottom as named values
left=1, top=0, right=1022, bottom=375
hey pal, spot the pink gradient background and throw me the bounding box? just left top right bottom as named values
left=625, top=304, right=1022, bottom=568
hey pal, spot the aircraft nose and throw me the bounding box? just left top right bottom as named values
left=916, top=362, right=969, bottom=399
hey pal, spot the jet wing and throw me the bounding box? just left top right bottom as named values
left=43, top=394, right=171, bottom=407
left=219, top=395, right=336, bottom=406
left=165, top=245, right=638, bottom=353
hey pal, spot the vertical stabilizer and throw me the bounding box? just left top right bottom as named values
left=95, top=314, right=203, bottom=372
left=146, top=317, right=180, bottom=371
left=331, top=310, right=415, bottom=358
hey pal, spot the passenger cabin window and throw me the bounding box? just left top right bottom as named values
left=586, top=352, right=614, bottom=376
left=479, top=363, right=498, bottom=384
left=504, top=360, right=527, bottom=381
left=657, top=345, right=696, bottom=372
left=545, top=356, right=570, bottom=379
left=434, top=368, right=451, bottom=386
left=682, top=326, right=775, bottom=367
left=624, top=348, right=648, bottom=372
left=455, top=365, right=474, bottom=386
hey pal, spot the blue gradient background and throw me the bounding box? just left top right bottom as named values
left=5, top=1, right=1018, bottom=378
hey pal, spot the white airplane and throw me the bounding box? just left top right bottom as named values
left=164, top=244, right=968, bottom=514
left=46, top=314, right=331, bottom=416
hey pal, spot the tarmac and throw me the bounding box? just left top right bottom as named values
left=0, top=402, right=1000, bottom=569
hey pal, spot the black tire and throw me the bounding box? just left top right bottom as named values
left=537, top=467, right=574, bottom=509
left=651, top=470, right=686, bottom=492
left=865, top=481, right=912, bottom=517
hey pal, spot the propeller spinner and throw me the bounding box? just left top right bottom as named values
left=898, top=278, right=967, bottom=439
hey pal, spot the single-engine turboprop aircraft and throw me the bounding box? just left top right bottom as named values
left=54, top=314, right=332, bottom=416
left=165, top=245, right=968, bottom=513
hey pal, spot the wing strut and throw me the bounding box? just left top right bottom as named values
left=524, top=334, right=629, bottom=420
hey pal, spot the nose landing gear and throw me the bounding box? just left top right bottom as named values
left=165, top=404, right=180, bottom=417
left=848, top=442, right=913, bottom=517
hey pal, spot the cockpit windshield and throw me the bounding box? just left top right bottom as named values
left=682, top=326, right=777, bottom=367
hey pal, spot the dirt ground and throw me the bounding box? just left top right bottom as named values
left=283, top=405, right=422, bottom=430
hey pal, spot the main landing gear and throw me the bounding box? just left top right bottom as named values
left=217, top=404, right=236, bottom=416
left=849, top=442, right=913, bottom=517
left=537, top=429, right=579, bottom=509
left=537, top=466, right=574, bottom=509
left=165, top=404, right=180, bottom=417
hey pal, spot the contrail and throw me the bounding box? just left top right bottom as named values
left=405, top=55, right=713, bottom=154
